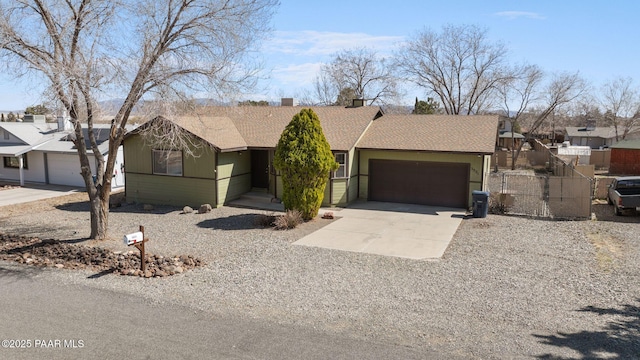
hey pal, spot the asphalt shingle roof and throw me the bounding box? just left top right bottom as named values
left=200, top=106, right=382, bottom=150
left=356, top=114, right=499, bottom=154
left=170, top=116, right=248, bottom=152
left=611, top=139, right=640, bottom=149
left=565, top=126, right=640, bottom=139
left=132, top=108, right=499, bottom=154
left=0, top=122, right=57, bottom=145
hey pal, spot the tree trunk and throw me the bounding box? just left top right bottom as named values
left=88, top=186, right=111, bottom=240
left=511, top=127, right=516, bottom=170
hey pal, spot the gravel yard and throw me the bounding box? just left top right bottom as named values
left=1, top=194, right=639, bottom=359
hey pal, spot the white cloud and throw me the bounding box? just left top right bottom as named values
left=264, top=30, right=404, bottom=57
left=494, top=11, right=546, bottom=20
left=272, top=62, right=323, bottom=86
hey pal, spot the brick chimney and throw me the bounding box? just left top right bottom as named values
left=351, top=99, right=365, bottom=107
left=280, top=98, right=298, bottom=107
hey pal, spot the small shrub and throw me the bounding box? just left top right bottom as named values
left=254, top=212, right=276, bottom=227
left=273, top=210, right=303, bottom=230
left=488, top=201, right=507, bottom=215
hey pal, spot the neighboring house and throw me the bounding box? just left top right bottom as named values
left=122, top=104, right=499, bottom=209
left=564, top=126, right=640, bottom=149
left=610, top=139, right=640, bottom=175
left=0, top=116, right=125, bottom=188
left=496, top=118, right=526, bottom=149
left=497, top=132, right=525, bottom=150
left=521, top=125, right=564, bottom=145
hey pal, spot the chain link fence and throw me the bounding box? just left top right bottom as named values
left=488, top=141, right=593, bottom=219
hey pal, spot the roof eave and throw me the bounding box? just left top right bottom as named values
left=219, top=146, right=249, bottom=153
left=355, top=147, right=495, bottom=155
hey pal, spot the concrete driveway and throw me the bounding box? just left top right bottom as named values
left=0, top=183, right=81, bottom=207
left=294, top=201, right=467, bottom=260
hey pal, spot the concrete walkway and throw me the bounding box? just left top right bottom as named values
left=0, top=183, right=82, bottom=207
left=294, top=201, right=467, bottom=260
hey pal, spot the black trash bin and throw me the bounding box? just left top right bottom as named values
left=472, top=190, right=490, bottom=218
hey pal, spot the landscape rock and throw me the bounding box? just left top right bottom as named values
left=0, top=233, right=204, bottom=278
left=198, top=204, right=212, bottom=214
left=182, top=206, right=194, bottom=214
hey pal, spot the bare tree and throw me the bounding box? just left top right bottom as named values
left=513, top=72, right=587, bottom=160
left=313, top=47, right=399, bottom=106
left=0, top=0, right=278, bottom=239
left=312, top=71, right=339, bottom=106
left=497, top=64, right=544, bottom=169
left=572, top=96, right=603, bottom=127
left=396, top=24, right=513, bottom=115
left=600, top=76, right=639, bottom=141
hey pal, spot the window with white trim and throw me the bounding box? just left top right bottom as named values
left=333, top=152, right=347, bottom=178
left=152, top=150, right=182, bottom=176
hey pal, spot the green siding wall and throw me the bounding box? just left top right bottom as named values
left=218, top=151, right=251, bottom=179
left=217, top=151, right=251, bottom=205
left=358, top=150, right=485, bottom=207
left=347, top=149, right=358, bottom=203
left=126, top=173, right=216, bottom=207
left=331, top=179, right=348, bottom=205
left=184, top=148, right=216, bottom=179
left=124, top=133, right=217, bottom=206
left=348, top=173, right=358, bottom=203
left=124, top=135, right=152, bottom=174
left=323, top=148, right=356, bottom=207
left=124, top=133, right=216, bottom=178
left=217, top=174, right=251, bottom=205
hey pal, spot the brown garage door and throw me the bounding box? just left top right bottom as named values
left=369, top=159, right=469, bottom=208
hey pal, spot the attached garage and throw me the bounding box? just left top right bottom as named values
left=47, top=153, right=89, bottom=187
left=43, top=146, right=124, bottom=188
left=369, top=159, right=469, bottom=208
left=356, top=114, right=500, bottom=209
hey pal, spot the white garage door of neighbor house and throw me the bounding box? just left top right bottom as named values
left=47, top=153, right=87, bottom=187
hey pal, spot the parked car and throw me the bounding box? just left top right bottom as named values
left=608, top=176, right=640, bottom=215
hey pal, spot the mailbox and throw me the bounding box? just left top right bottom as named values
left=123, top=231, right=144, bottom=246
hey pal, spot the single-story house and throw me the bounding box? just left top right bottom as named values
left=0, top=116, right=125, bottom=188
left=609, top=139, right=640, bottom=175
left=122, top=105, right=499, bottom=210
left=497, top=131, right=525, bottom=150
left=564, top=126, right=640, bottom=149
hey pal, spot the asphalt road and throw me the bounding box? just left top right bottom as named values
left=0, top=263, right=445, bottom=360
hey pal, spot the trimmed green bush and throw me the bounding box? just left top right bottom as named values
left=274, top=108, right=338, bottom=220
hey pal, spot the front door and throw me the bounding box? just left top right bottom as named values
left=251, top=150, right=269, bottom=188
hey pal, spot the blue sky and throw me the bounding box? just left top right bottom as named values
left=1, top=0, right=638, bottom=110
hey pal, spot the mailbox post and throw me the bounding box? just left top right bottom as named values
left=124, top=225, right=149, bottom=272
